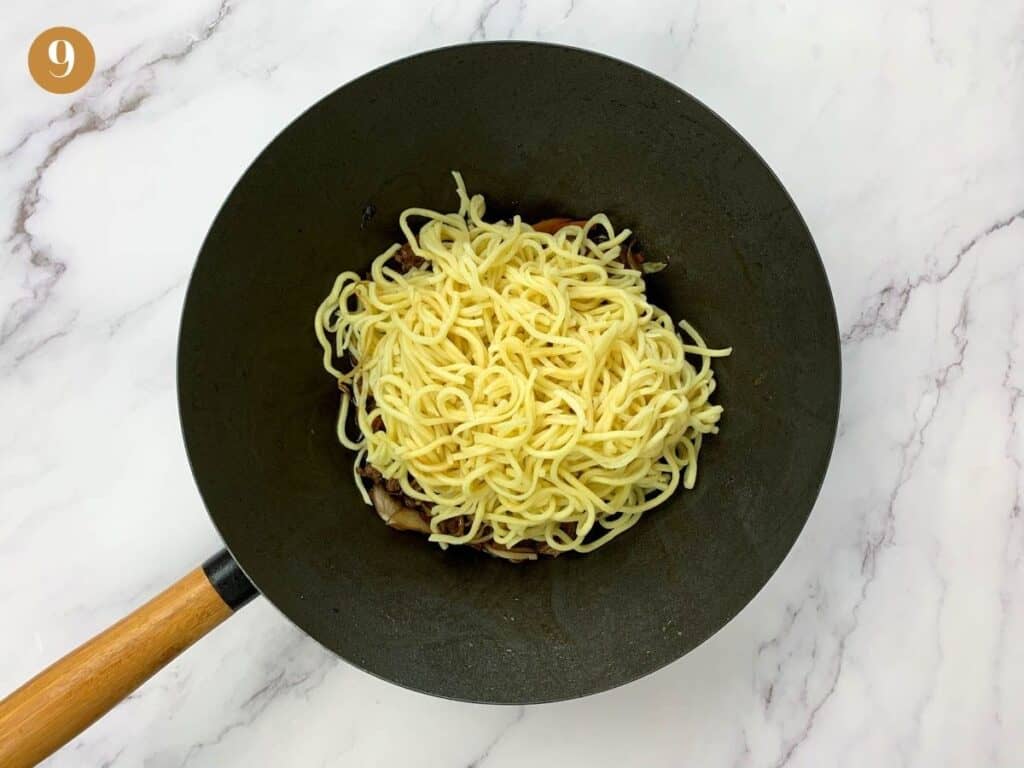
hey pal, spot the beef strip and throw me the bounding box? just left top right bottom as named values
left=623, top=238, right=645, bottom=270
left=392, top=243, right=426, bottom=272
left=532, top=217, right=579, bottom=234
left=437, top=516, right=462, bottom=537
left=356, top=463, right=383, bottom=483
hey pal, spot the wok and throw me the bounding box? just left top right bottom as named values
left=0, top=42, right=839, bottom=766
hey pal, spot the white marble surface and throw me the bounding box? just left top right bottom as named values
left=2, top=0, right=1022, bottom=765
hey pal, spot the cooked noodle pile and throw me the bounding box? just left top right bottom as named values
left=315, top=173, right=729, bottom=556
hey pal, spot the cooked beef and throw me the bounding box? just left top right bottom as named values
left=393, top=243, right=426, bottom=272
left=621, top=237, right=667, bottom=274
left=623, top=238, right=645, bottom=271
left=438, top=516, right=467, bottom=537
left=356, top=463, right=383, bottom=483
left=358, top=456, right=431, bottom=512
left=532, top=217, right=577, bottom=234
left=363, top=464, right=563, bottom=561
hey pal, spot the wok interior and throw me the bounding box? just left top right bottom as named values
left=179, top=43, right=839, bottom=703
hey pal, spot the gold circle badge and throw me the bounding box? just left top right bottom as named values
left=28, top=27, right=95, bottom=94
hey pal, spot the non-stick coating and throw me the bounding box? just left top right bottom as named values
left=178, top=42, right=840, bottom=704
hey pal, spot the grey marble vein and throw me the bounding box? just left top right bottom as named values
left=0, top=0, right=233, bottom=354
left=178, top=636, right=335, bottom=767
left=466, top=706, right=525, bottom=768
left=107, top=280, right=183, bottom=337
left=842, top=207, right=1024, bottom=344
left=98, top=746, right=126, bottom=768
left=9, top=311, right=76, bottom=367
left=765, top=289, right=977, bottom=766
left=992, top=293, right=1024, bottom=764
left=472, top=0, right=503, bottom=41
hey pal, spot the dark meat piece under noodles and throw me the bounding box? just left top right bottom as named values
left=392, top=243, right=426, bottom=272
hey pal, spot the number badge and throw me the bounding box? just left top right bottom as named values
left=28, top=27, right=95, bottom=95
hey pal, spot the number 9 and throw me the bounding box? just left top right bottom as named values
left=47, top=39, right=75, bottom=79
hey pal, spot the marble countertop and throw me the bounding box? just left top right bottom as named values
left=2, top=1, right=1022, bottom=765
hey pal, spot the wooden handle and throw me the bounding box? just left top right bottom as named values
left=0, top=567, right=236, bottom=768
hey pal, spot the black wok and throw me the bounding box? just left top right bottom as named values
left=0, top=42, right=839, bottom=766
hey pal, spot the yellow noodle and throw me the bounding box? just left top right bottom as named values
left=314, top=172, right=730, bottom=555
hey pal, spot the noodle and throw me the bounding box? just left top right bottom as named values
left=314, top=173, right=730, bottom=556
